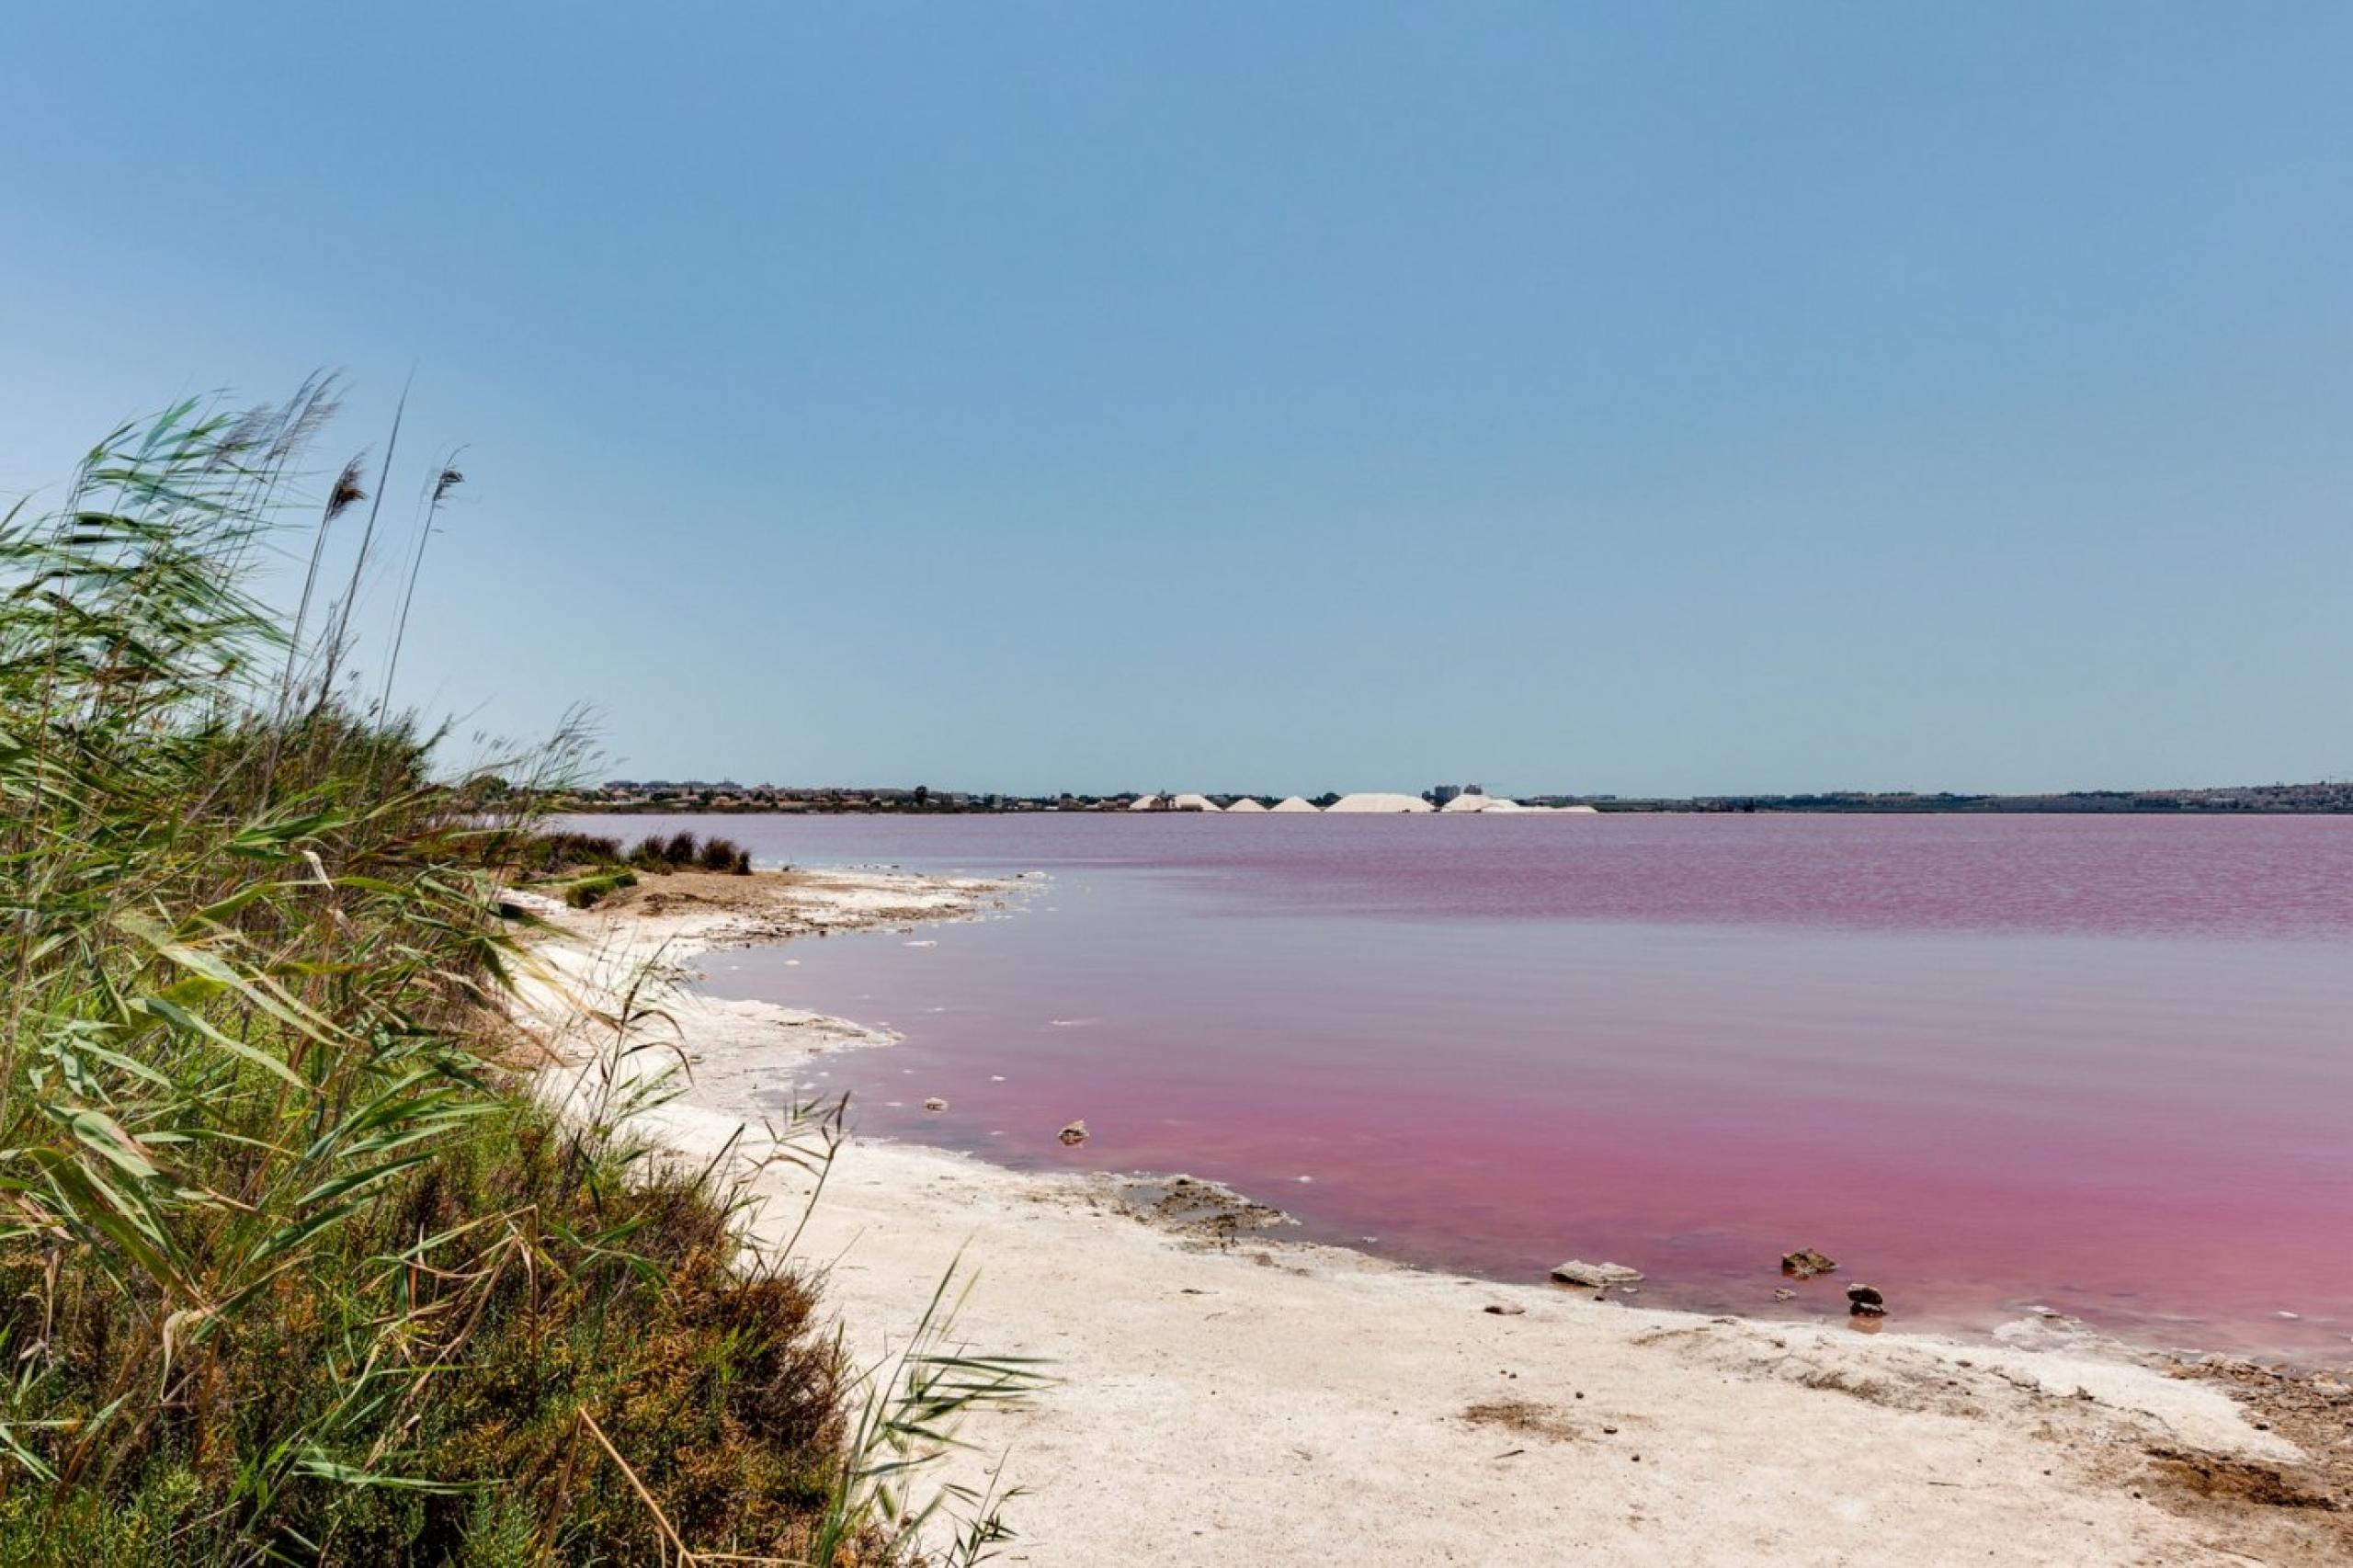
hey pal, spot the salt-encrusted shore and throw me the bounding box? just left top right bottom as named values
left=518, top=868, right=2348, bottom=1566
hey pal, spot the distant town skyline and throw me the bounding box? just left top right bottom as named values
left=563, top=778, right=2353, bottom=815
left=6, top=6, right=2350, bottom=796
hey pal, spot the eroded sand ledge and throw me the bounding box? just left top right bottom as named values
left=519, top=869, right=2350, bottom=1565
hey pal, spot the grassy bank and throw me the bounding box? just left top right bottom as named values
left=0, top=392, right=1011, bottom=1564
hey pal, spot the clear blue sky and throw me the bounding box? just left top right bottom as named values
left=5, top=5, right=2348, bottom=796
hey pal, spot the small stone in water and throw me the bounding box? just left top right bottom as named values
left=923, top=1097, right=948, bottom=1111
left=1058, top=1119, right=1089, bottom=1146
left=1551, top=1259, right=1645, bottom=1289
left=1782, top=1247, right=1837, bottom=1278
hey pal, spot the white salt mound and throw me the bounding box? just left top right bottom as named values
left=1223, top=798, right=1268, bottom=813
left=1169, top=793, right=1222, bottom=812
left=1438, top=793, right=1491, bottom=812
left=1324, top=792, right=1434, bottom=813
left=1268, top=797, right=1320, bottom=813
left=1126, top=794, right=1163, bottom=812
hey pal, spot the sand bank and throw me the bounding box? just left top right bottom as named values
left=522, top=869, right=2349, bottom=1566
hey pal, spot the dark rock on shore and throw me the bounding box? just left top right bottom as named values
left=1110, top=1173, right=1294, bottom=1243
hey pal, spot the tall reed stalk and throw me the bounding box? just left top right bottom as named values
left=313, top=376, right=406, bottom=715
left=377, top=450, right=462, bottom=719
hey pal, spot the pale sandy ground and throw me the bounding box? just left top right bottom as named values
left=517, top=869, right=2351, bottom=1567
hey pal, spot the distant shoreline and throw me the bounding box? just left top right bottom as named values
left=547, top=790, right=2353, bottom=815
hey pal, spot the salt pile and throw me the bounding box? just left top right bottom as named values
left=1324, top=792, right=1433, bottom=813
left=1224, top=798, right=1269, bottom=813
left=1169, top=793, right=1222, bottom=812
left=1268, top=797, right=1320, bottom=813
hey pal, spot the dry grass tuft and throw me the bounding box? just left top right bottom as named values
left=1461, top=1400, right=1582, bottom=1442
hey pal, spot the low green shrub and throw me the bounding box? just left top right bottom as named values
left=0, top=391, right=980, bottom=1565
left=563, top=867, right=640, bottom=907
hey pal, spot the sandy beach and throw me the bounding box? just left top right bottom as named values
left=521, top=869, right=2351, bottom=1566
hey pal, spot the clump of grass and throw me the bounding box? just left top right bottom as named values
left=516, top=830, right=625, bottom=874
left=698, top=835, right=752, bottom=874
left=620, top=830, right=754, bottom=876
left=0, top=392, right=1027, bottom=1564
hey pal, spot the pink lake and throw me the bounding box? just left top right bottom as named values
left=569, top=812, right=2353, bottom=1357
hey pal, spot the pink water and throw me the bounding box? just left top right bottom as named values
left=574, top=812, right=2353, bottom=1356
